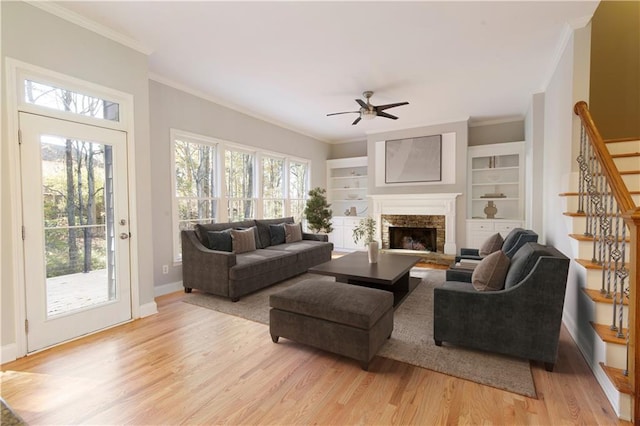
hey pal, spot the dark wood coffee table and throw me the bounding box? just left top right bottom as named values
left=308, top=251, right=422, bottom=306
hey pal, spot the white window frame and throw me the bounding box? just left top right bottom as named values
left=261, top=154, right=286, bottom=219
left=170, top=130, right=311, bottom=262
left=170, top=129, right=222, bottom=262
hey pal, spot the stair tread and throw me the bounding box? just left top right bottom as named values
left=576, top=258, right=628, bottom=271
left=611, top=152, right=640, bottom=158
left=604, top=137, right=640, bottom=143
left=559, top=191, right=640, bottom=196
left=569, top=233, right=630, bottom=242
left=590, top=321, right=628, bottom=345
left=583, top=288, right=628, bottom=306
left=563, top=212, right=622, bottom=218
left=600, top=362, right=633, bottom=395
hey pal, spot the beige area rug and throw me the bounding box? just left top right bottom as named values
left=183, top=269, right=536, bottom=397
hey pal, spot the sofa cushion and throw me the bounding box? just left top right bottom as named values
left=504, top=242, right=551, bottom=289
left=230, top=249, right=297, bottom=281
left=195, top=220, right=256, bottom=245
left=231, top=228, right=257, bottom=254
left=285, top=223, right=303, bottom=243
left=472, top=250, right=510, bottom=291
left=269, top=223, right=286, bottom=245
left=206, top=229, right=232, bottom=252
left=255, top=217, right=294, bottom=247
left=479, top=232, right=503, bottom=257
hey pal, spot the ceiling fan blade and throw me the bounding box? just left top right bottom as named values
left=327, top=111, right=359, bottom=116
left=352, top=116, right=362, bottom=125
left=375, top=102, right=409, bottom=111
left=355, top=99, right=368, bottom=109
left=376, top=111, right=398, bottom=120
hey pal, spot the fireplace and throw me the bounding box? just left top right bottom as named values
left=389, top=227, right=437, bottom=252
left=381, top=214, right=445, bottom=253
left=370, top=193, right=460, bottom=254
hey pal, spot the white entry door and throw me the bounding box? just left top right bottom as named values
left=19, top=112, right=132, bottom=352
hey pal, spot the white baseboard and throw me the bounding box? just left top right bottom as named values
left=155, top=280, right=183, bottom=297
left=138, top=301, right=158, bottom=318
left=1, top=343, right=18, bottom=364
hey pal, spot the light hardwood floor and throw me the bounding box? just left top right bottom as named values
left=1, top=283, right=631, bottom=425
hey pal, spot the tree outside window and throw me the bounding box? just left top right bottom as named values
left=262, top=156, right=284, bottom=219
left=289, top=161, right=309, bottom=223
left=225, top=149, right=255, bottom=221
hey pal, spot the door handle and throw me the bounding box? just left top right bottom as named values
left=120, top=233, right=130, bottom=240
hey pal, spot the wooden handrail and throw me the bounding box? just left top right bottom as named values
left=575, top=101, right=640, bottom=422
left=574, top=101, right=638, bottom=216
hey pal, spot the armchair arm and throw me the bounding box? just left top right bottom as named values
left=181, top=230, right=237, bottom=297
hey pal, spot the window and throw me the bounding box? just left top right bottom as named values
left=289, top=160, right=309, bottom=223
left=171, top=129, right=310, bottom=261
left=225, top=149, right=255, bottom=222
left=172, top=132, right=218, bottom=260
left=24, top=79, right=120, bottom=122
left=262, top=156, right=285, bottom=219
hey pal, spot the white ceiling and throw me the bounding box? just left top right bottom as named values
left=53, top=1, right=599, bottom=143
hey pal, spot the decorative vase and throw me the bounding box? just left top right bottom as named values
left=484, top=201, right=498, bottom=219
left=367, top=241, right=379, bottom=264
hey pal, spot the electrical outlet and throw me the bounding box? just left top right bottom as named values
left=162, top=265, right=169, bottom=274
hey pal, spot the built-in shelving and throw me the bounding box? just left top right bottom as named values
left=466, top=141, right=525, bottom=247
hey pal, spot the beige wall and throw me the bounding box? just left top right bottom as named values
left=1, top=2, right=153, bottom=353
left=589, top=0, right=640, bottom=139
left=149, top=80, right=330, bottom=288
left=329, top=140, right=367, bottom=159
left=468, top=120, right=525, bottom=146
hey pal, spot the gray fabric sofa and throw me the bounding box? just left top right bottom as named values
left=434, top=242, right=570, bottom=371
left=181, top=217, right=333, bottom=301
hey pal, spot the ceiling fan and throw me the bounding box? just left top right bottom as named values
left=326, top=91, right=409, bottom=125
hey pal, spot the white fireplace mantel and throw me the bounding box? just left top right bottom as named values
left=368, top=193, right=461, bottom=254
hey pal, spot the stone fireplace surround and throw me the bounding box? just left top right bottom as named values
left=369, top=193, right=461, bottom=255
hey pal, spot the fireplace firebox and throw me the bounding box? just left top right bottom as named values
left=389, top=226, right=437, bottom=252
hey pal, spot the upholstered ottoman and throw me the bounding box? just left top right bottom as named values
left=269, top=279, right=394, bottom=371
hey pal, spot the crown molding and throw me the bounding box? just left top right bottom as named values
left=25, top=1, right=153, bottom=55
left=148, top=73, right=329, bottom=144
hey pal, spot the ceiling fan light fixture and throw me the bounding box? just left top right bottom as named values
left=361, top=109, right=377, bottom=120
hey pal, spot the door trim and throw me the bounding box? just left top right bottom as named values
left=4, top=58, right=145, bottom=359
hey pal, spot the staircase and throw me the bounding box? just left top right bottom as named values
left=563, top=101, right=640, bottom=421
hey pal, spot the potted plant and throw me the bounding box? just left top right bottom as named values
left=304, top=187, right=333, bottom=234
left=352, top=216, right=379, bottom=263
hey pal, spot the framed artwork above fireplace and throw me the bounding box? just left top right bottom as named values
left=385, top=134, right=442, bottom=183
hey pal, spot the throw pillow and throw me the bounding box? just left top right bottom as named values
left=206, top=229, right=232, bottom=252
left=236, top=225, right=263, bottom=249
left=479, top=232, right=504, bottom=257
left=231, top=228, right=257, bottom=254
left=472, top=250, right=510, bottom=291
left=269, top=223, right=286, bottom=246
left=284, top=223, right=303, bottom=243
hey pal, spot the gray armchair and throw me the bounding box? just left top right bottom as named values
left=447, top=228, right=538, bottom=282
left=455, top=228, right=539, bottom=262
left=434, top=243, right=569, bottom=371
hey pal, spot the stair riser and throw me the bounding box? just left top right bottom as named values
left=563, top=194, right=640, bottom=211
left=584, top=268, right=626, bottom=292
left=621, top=174, right=639, bottom=190
left=606, top=342, right=628, bottom=370
left=606, top=140, right=640, bottom=155
left=595, top=303, right=628, bottom=329
left=576, top=240, right=630, bottom=263
left=613, top=156, right=640, bottom=172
